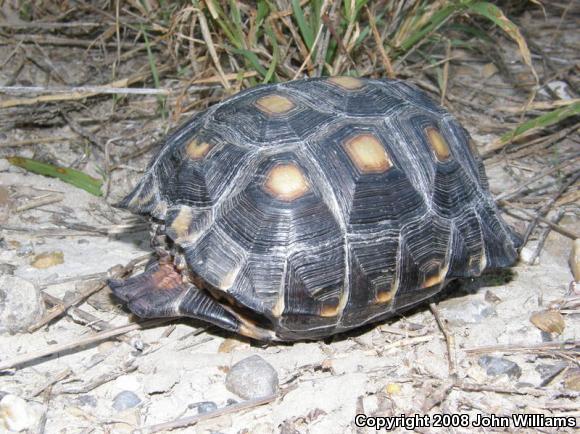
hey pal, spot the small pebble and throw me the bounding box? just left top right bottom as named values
left=520, top=246, right=539, bottom=265
left=16, top=243, right=32, bottom=257
left=478, top=356, right=521, bottom=379
left=484, top=290, right=501, bottom=304
left=546, top=80, right=574, bottom=100
left=440, top=298, right=496, bottom=326
left=535, top=363, right=567, bottom=386
left=189, top=401, right=218, bottom=414
left=112, top=391, right=141, bottom=412
left=225, top=355, right=279, bottom=400
left=0, top=263, right=16, bottom=276
left=72, top=395, right=97, bottom=408
left=0, top=275, right=45, bottom=334
left=0, top=394, right=34, bottom=432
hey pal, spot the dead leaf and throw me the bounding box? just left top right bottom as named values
left=482, top=63, right=498, bottom=79
left=530, top=310, right=565, bottom=335
left=0, top=186, right=9, bottom=205
left=385, top=383, right=401, bottom=395
left=218, top=338, right=248, bottom=353
left=31, top=251, right=64, bottom=269
left=564, top=369, right=580, bottom=391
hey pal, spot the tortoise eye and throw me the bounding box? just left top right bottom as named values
left=425, top=127, right=451, bottom=161
left=255, top=94, right=295, bottom=115
left=343, top=133, right=393, bottom=174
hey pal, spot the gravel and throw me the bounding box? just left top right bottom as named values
left=225, top=355, right=279, bottom=400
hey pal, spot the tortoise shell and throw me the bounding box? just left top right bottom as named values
left=109, top=77, right=520, bottom=341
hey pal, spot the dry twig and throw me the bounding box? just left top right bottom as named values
left=0, top=319, right=172, bottom=372
left=28, top=254, right=151, bottom=332
left=430, top=303, right=457, bottom=379
left=141, top=392, right=281, bottom=433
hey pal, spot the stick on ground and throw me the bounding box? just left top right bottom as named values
left=141, top=392, right=280, bottom=434
left=0, top=319, right=172, bottom=372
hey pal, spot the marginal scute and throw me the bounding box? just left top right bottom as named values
left=344, top=134, right=392, bottom=174
left=219, top=267, right=240, bottom=290
left=186, top=139, right=212, bottom=160
left=328, top=76, right=364, bottom=90
left=320, top=303, right=340, bottom=317
left=425, top=127, right=451, bottom=161
left=264, top=163, right=310, bottom=201
left=170, top=207, right=192, bottom=241
left=255, top=94, right=295, bottom=115
left=421, top=265, right=449, bottom=288
left=271, top=296, right=285, bottom=318
left=376, top=288, right=395, bottom=304
left=468, top=138, right=480, bottom=156
left=468, top=248, right=488, bottom=274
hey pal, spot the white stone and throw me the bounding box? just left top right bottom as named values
left=0, top=395, right=34, bottom=432
left=113, top=375, right=142, bottom=393
left=0, top=275, right=44, bottom=334
left=225, top=355, right=278, bottom=400
left=520, top=246, right=539, bottom=265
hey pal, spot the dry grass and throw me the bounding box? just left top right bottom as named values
left=2, top=1, right=576, bottom=189
left=0, top=2, right=579, bottom=432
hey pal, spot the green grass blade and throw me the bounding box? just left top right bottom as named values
left=263, top=24, right=279, bottom=83
left=399, top=5, right=457, bottom=53
left=7, top=157, right=103, bottom=196
left=345, top=0, right=370, bottom=23
left=232, top=48, right=268, bottom=78
left=140, top=23, right=166, bottom=118
left=467, top=1, right=535, bottom=77
left=205, top=0, right=241, bottom=48
left=292, top=0, right=314, bottom=49
left=498, top=102, right=580, bottom=145
left=228, top=0, right=247, bottom=48
left=256, top=0, right=269, bottom=25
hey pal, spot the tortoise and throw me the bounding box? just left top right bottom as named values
left=108, top=77, right=521, bottom=341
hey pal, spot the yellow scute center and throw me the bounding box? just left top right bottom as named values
left=344, top=134, right=392, bottom=173
left=425, top=127, right=451, bottom=161
left=170, top=207, right=192, bottom=240
left=264, top=164, right=309, bottom=201
left=256, top=94, right=295, bottom=114
left=328, top=76, right=364, bottom=90
left=186, top=140, right=212, bottom=160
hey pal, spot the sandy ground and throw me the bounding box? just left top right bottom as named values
left=0, top=5, right=579, bottom=434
